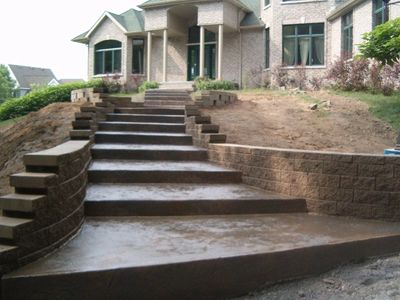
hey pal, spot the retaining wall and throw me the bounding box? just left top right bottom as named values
left=194, top=91, right=238, bottom=107
left=0, top=140, right=91, bottom=273
left=208, top=144, right=400, bottom=221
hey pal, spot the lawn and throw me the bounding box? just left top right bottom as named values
left=332, top=90, right=400, bottom=130
left=0, top=116, right=23, bottom=128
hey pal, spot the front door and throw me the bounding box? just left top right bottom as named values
left=187, top=44, right=216, bottom=81
left=188, top=45, right=199, bottom=81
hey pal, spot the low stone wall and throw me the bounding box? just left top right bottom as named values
left=0, top=140, right=91, bottom=273
left=71, top=88, right=105, bottom=103
left=194, top=91, right=237, bottom=107
left=208, top=144, right=400, bottom=221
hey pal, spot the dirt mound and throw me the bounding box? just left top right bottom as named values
left=0, top=103, right=81, bottom=196
left=202, top=90, right=396, bottom=154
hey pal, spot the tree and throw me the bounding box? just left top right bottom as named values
left=359, top=18, right=400, bottom=65
left=0, top=65, right=15, bottom=102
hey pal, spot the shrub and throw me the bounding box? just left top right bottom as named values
left=0, top=80, right=103, bottom=121
left=138, top=81, right=159, bottom=93
left=359, top=18, right=400, bottom=65
left=271, top=64, right=289, bottom=88
left=309, top=76, right=323, bottom=91
left=245, top=66, right=270, bottom=88
left=101, top=74, right=122, bottom=93
left=291, top=66, right=308, bottom=90
left=194, top=78, right=236, bottom=90
left=326, top=58, right=351, bottom=90
left=348, top=59, right=369, bottom=91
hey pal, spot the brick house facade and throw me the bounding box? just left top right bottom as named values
left=73, top=0, right=400, bottom=88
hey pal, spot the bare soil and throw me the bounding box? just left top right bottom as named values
left=0, top=102, right=81, bottom=196
left=201, top=90, right=396, bottom=154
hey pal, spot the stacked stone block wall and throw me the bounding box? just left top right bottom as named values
left=194, top=91, right=237, bottom=107
left=208, top=144, right=400, bottom=221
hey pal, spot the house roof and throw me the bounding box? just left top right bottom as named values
left=8, top=65, right=57, bottom=89
left=139, top=0, right=253, bottom=12
left=239, top=0, right=263, bottom=27
left=327, top=0, right=364, bottom=20
left=72, top=9, right=144, bottom=44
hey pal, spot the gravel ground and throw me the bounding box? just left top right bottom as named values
left=236, top=253, right=400, bottom=300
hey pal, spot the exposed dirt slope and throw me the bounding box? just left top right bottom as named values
left=0, top=103, right=81, bottom=196
left=202, top=90, right=396, bottom=154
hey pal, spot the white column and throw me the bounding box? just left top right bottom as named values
left=199, top=26, right=205, bottom=78
left=147, top=31, right=152, bottom=82
left=217, top=24, right=224, bottom=80
left=162, top=29, right=168, bottom=82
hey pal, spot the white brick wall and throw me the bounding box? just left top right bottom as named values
left=353, top=0, right=373, bottom=53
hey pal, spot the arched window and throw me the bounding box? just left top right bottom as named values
left=94, top=40, right=122, bottom=75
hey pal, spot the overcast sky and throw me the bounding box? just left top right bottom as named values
left=0, top=0, right=143, bottom=80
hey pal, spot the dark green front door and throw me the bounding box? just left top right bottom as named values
left=187, top=44, right=216, bottom=81
left=188, top=45, right=199, bottom=81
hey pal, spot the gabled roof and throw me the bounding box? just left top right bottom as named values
left=327, top=0, right=364, bottom=20
left=139, top=0, right=253, bottom=12
left=8, top=65, right=57, bottom=89
left=72, top=9, right=144, bottom=44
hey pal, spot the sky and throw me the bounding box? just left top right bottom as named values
left=0, top=0, right=143, bottom=80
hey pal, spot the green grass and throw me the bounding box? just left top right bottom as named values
left=0, top=116, right=24, bottom=128
left=332, top=90, right=400, bottom=130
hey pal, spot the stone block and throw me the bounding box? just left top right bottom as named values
left=353, top=177, right=376, bottom=190
left=354, top=190, right=390, bottom=205
left=306, top=199, right=336, bottom=215
left=294, top=159, right=323, bottom=173
left=323, top=161, right=357, bottom=176
left=319, top=187, right=353, bottom=202
left=358, top=164, right=393, bottom=178
left=0, top=194, right=47, bottom=213
left=10, top=173, right=57, bottom=189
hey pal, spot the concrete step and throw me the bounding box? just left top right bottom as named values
left=98, top=122, right=186, bottom=133
left=0, top=216, right=33, bottom=240
left=115, top=108, right=185, bottom=115
left=0, top=194, right=47, bottom=213
left=88, top=160, right=242, bottom=184
left=106, top=113, right=185, bottom=124
left=94, top=131, right=193, bottom=145
left=10, top=173, right=57, bottom=190
left=85, top=183, right=307, bottom=216
left=91, top=144, right=208, bottom=161
left=4, top=214, right=400, bottom=299
left=145, top=96, right=191, bottom=101
left=143, top=100, right=194, bottom=106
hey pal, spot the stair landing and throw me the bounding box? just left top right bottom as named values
left=3, top=214, right=400, bottom=299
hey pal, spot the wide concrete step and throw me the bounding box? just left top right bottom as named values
left=98, top=122, right=186, bottom=133
left=0, top=194, right=47, bottom=213
left=91, top=144, right=208, bottom=161
left=4, top=214, right=400, bottom=299
left=85, top=183, right=307, bottom=216
left=145, top=96, right=191, bottom=101
left=115, top=108, right=185, bottom=115
left=107, top=113, right=185, bottom=124
left=95, top=131, right=193, bottom=145
left=88, top=160, right=242, bottom=183
left=144, top=100, right=194, bottom=106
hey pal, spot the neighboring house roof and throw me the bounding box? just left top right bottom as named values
left=327, top=0, right=363, bottom=20
left=8, top=64, right=57, bottom=89
left=72, top=9, right=144, bottom=44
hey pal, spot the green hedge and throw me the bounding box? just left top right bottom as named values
left=195, top=78, right=236, bottom=91
left=138, top=81, right=159, bottom=93
left=0, top=80, right=103, bottom=121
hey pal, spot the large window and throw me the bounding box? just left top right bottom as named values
left=373, top=0, right=389, bottom=28
left=94, top=40, right=122, bottom=75
left=188, top=26, right=216, bottom=44
left=265, top=28, right=270, bottom=68
left=342, top=12, right=353, bottom=60
left=132, top=39, right=144, bottom=74
left=282, top=23, right=325, bottom=66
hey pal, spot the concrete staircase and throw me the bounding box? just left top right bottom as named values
left=144, top=89, right=193, bottom=106
left=3, top=92, right=400, bottom=299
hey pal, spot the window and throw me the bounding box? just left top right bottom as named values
left=282, top=23, right=324, bottom=66
left=265, top=28, right=270, bottom=68
left=132, top=39, right=144, bottom=74
left=373, top=0, right=388, bottom=28
left=188, top=26, right=216, bottom=44
left=342, top=12, right=353, bottom=60
left=94, top=40, right=122, bottom=75
left=264, top=0, right=270, bottom=6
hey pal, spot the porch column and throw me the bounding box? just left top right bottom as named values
left=199, top=26, right=205, bottom=78
left=217, top=24, right=224, bottom=80
left=162, top=29, right=168, bottom=82
left=147, top=31, right=152, bottom=82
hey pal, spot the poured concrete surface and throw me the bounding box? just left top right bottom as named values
left=91, top=144, right=205, bottom=151
left=95, top=131, right=191, bottom=137
left=85, top=184, right=307, bottom=216
left=3, top=214, right=400, bottom=299
left=85, top=183, right=294, bottom=202
left=89, top=160, right=237, bottom=172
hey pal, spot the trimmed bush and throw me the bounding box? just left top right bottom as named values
left=0, top=80, right=103, bottom=121
left=138, top=81, right=159, bottom=93
left=195, top=78, right=236, bottom=91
